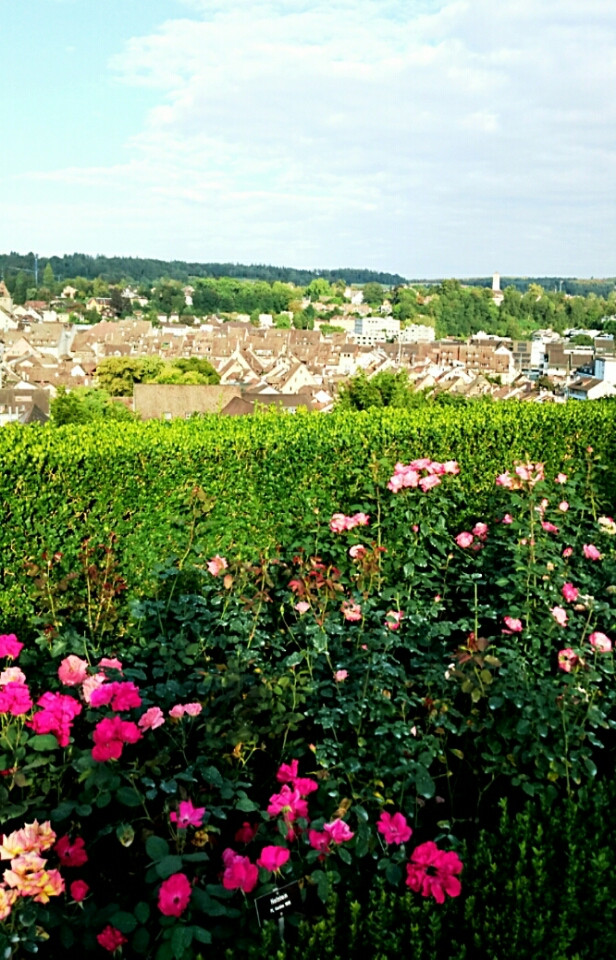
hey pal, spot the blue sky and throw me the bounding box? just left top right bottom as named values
left=2, top=0, right=616, bottom=277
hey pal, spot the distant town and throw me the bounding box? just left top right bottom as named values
left=0, top=261, right=615, bottom=426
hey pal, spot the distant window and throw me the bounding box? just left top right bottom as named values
left=163, top=412, right=172, bottom=420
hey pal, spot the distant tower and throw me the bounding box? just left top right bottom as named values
left=491, top=272, right=504, bottom=306
left=492, top=272, right=501, bottom=293
left=0, top=280, right=13, bottom=312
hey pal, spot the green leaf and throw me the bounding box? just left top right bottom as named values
left=156, top=855, right=184, bottom=879
left=116, top=786, right=143, bottom=807
left=146, top=836, right=170, bottom=862
left=171, top=925, right=193, bottom=959
left=132, top=927, right=151, bottom=955
left=30, top=734, right=60, bottom=751
left=235, top=796, right=259, bottom=813
left=134, top=902, right=151, bottom=925
left=191, top=926, right=212, bottom=945
left=414, top=765, right=435, bottom=799
left=51, top=801, right=75, bottom=821
left=109, top=911, right=138, bottom=934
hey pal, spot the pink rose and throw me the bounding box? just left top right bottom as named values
left=551, top=606, right=568, bottom=627
left=561, top=583, right=578, bottom=603
left=583, top=544, right=602, bottom=560
left=349, top=544, right=367, bottom=560
left=562, top=547, right=573, bottom=558
left=222, top=850, right=258, bottom=892
left=334, top=669, right=348, bottom=682
left=501, top=514, right=514, bottom=524
left=207, top=555, right=228, bottom=576
left=256, top=845, right=290, bottom=872
left=455, top=532, right=474, bottom=549
left=0, top=634, right=23, bottom=660
left=70, top=879, right=89, bottom=902
left=386, top=610, right=404, bottom=631
left=97, top=926, right=127, bottom=952
left=377, top=811, right=412, bottom=845
left=158, top=872, right=192, bottom=917
left=558, top=648, right=579, bottom=672
left=589, top=632, right=612, bottom=653
left=57, top=656, right=89, bottom=687
left=295, top=601, right=310, bottom=614
left=170, top=799, right=205, bottom=829
left=555, top=473, right=567, bottom=484
left=329, top=513, right=348, bottom=533
left=472, top=522, right=488, bottom=541
left=138, top=706, right=165, bottom=731
left=558, top=501, right=569, bottom=512
left=323, top=819, right=354, bottom=844
left=541, top=522, right=559, bottom=534
left=341, top=601, right=362, bottom=622
left=503, top=616, right=523, bottom=633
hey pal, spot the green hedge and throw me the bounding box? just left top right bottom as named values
left=2, top=401, right=616, bottom=631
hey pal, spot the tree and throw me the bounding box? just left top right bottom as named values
left=42, top=262, right=55, bottom=293
left=362, top=282, right=385, bottom=308
left=50, top=387, right=135, bottom=425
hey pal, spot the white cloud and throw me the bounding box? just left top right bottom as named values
left=12, top=0, right=616, bottom=274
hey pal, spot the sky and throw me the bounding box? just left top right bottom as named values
left=2, top=0, right=616, bottom=278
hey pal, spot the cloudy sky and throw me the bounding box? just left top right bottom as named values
left=2, top=0, right=615, bottom=277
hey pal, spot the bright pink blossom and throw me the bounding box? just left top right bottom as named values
left=330, top=513, right=348, bottom=532
left=293, top=776, right=319, bottom=796
left=222, top=850, right=259, bottom=893
left=207, top=555, right=228, bottom=576
left=57, top=656, right=89, bottom=687
left=257, top=846, right=290, bottom=872
left=90, top=681, right=142, bottom=712
left=138, top=706, right=165, bottom=731
left=501, top=514, right=514, bottom=524
left=91, top=715, right=141, bottom=762
left=341, top=601, right=362, bottom=622
left=0, top=634, right=23, bottom=660
left=583, top=543, right=602, bottom=560
left=590, top=632, right=612, bottom=653
left=558, top=648, right=580, bottom=672
left=277, top=759, right=299, bottom=783
left=419, top=475, right=441, bottom=492
left=28, top=692, right=82, bottom=748
left=97, top=926, right=128, bottom=952
left=267, top=785, right=308, bottom=822
left=55, top=835, right=88, bottom=868
left=158, top=872, right=192, bottom=917
left=169, top=702, right=202, bottom=718
left=81, top=673, right=106, bottom=704
left=170, top=799, right=205, bottom=829
left=472, top=522, right=489, bottom=541
left=503, top=616, right=523, bottom=633
left=406, top=841, right=463, bottom=903
left=323, top=819, right=354, bottom=844
left=551, top=606, right=568, bottom=627
left=308, top=829, right=330, bottom=853
left=455, top=532, right=474, bottom=549
left=377, top=811, right=413, bottom=845
left=334, top=669, right=348, bottom=682
left=0, top=681, right=33, bottom=716
left=70, top=879, right=89, bottom=902
left=562, top=583, right=579, bottom=603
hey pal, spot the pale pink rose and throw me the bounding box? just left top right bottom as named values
left=562, top=583, right=578, bottom=603
left=558, top=648, right=579, bottom=672
left=412, top=524, right=419, bottom=533
left=183, top=702, right=202, bottom=716
left=99, top=657, right=123, bottom=673
left=589, top=632, right=612, bottom=653
left=330, top=513, right=348, bottom=533
left=496, top=472, right=512, bottom=487
left=501, top=514, right=514, bottom=524
left=541, top=521, right=559, bottom=534
left=323, top=819, right=354, bottom=844
left=349, top=545, right=367, bottom=560
left=341, top=601, right=362, bottom=622
left=558, top=501, right=569, bottom=512
left=455, top=532, right=474, bottom=549
left=419, top=475, right=441, bottom=492
left=472, top=522, right=488, bottom=541
left=515, top=465, right=532, bottom=481
left=443, top=461, right=460, bottom=474
left=295, top=601, right=310, bottom=614
left=0, top=666, right=26, bottom=685
left=138, top=707, right=165, bottom=731
left=169, top=704, right=185, bottom=718
left=503, top=616, right=523, bottom=633
left=555, top=473, right=567, bottom=484
left=538, top=498, right=549, bottom=515
left=562, top=547, right=573, bottom=558
left=351, top=512, right=370, bottom=527
left=207, top=555, right=228, bottom=576
left=583, top=544, right=602, bottom=561
left=58, top=655, right=89, bottom=687
left=81, top=673, right=106, bottom=704
left=551, top=606, right=568, bottom=627
left=334, top=669, right=348, bottom=682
